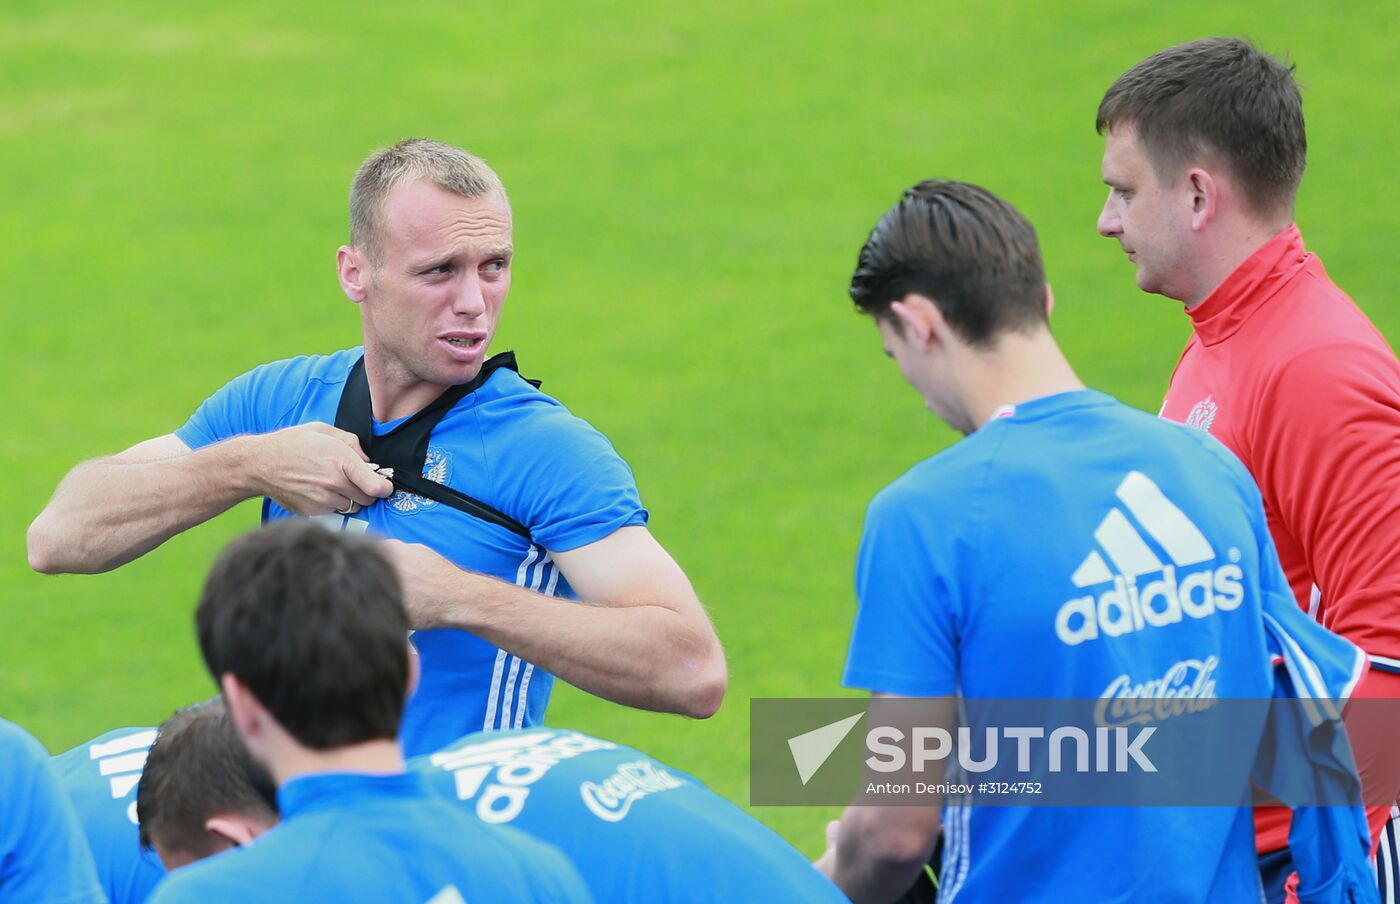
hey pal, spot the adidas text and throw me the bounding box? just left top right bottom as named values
left=1055, top=564, right=1244, bottom=646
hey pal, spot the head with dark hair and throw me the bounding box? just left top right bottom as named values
left=136, top=698, right=278, bottom=870
left=1096, top=37, right=1306, bottom=218
left=848, top=180, right=1070, bottom=435
left=196, top=519, right=409, bottom=751
left=848, top=180, right=1048, bottom=347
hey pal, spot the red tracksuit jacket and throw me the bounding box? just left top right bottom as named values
left=1160, top=224, right=1400, bottom=854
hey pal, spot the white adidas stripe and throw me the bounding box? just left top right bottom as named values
left=1072, top=551, right=1113, bottom=587
left=485, top=545, right=561, bottom=730
left=1308, top=583, right=1323, bottom=620
left=88, top=730, right=157, bottom=760
left=512, top=665, right=536, bottom=729
left=941, top=800, right=972, bottom=902
left=1115, top=471, right=1215, bottom=566
left=1072, top=471, right=1218, bottom=587
left=941, top=736, right=972, bottom=903
left=482, top=543, right=539, bottom=731
left=482, top=649, right=509, bottom=731
left=499, top=655, right=523, bottom=728
left=1262, top=611, right=1346, bottom=727
left=515, top=544, right=541, bottom=585
left=98, top=752, right=147, bottom=776
left=1095, top=508, right=1164, bottom=579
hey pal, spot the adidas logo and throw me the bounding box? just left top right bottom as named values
left=1055, top=472, right=1243, bottom=646
left=88, top=729, right=158, bottom=826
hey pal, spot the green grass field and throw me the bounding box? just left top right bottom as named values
left=2, top=0, right=1395, bottom=858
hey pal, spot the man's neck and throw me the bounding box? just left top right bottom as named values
left=1180, top=216, right=1294, bottom=309
left=361, top=350, right=451, bottom=423
left=959, top=331, right=1086, bottom=428
left=270, top=737, right=406, bottom=788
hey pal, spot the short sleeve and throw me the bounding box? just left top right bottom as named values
left=0, top=721, right=105, bottom=904
left=843, top=484, right=962, bottom=697
left=174, top=356, right=319, bottom=450
left=485, top=396, right=647, bottom=553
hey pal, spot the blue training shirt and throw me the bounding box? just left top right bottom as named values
left=412, top=727, right=847, bottom=903
left=175, top=348, right=647, bottom=755
left=844, top=390, right=1344, bottom=903
left=0, top=718, right=106, bottom=904
left=52, top=727, right=165, bottom=904
left=147, top=770, right=592, bottom=903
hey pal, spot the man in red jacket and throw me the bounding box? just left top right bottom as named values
left=1096, top=37, right=1400, bottom=904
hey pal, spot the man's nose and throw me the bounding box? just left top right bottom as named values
left=453, top=274, right=487, bottom=317
left=1097, top=194, right=1120, bottom=237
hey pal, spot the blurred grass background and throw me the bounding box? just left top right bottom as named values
left=2, top=0, right=1395, bottom=856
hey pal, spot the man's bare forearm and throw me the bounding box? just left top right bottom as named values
left=829, top=806, right=938, bottom=904
left=416, top=570, right=726, bottom=718
left=27, top=436, right=262, bottom=574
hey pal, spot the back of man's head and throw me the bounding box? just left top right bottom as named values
left=196, top=520, right=409, bottom=750
left=136, top=699, right=278, bottom=864
left=1096, top=37, right=1306, bottom=219
left=350, top=137, right=507, bottom=266
left=848, top=179, right=1047, bottom=346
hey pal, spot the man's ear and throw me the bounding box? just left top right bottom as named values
left=337, top=246, right=370, bottom=303
left=889, top=294, right=944, bottom=350
left=1044, top=284, right=1055, bottom=319
left=221, top=674, right=261, bottom=742
left=1185, top=167, right=1218, bottom=232
left=204, top=814, right=264, bottom=849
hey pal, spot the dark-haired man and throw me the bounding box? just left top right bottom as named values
left=815, top=180, right=1372, bottom=903
left=134, top=700, right=277, bottom=874
left=28, top=138, right=725, bottom=757
left=1096, top=38, right=1400, bottom=900
left=148, top=520, right=590, bottom=903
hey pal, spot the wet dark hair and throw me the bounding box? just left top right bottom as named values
left=1097, top=37, right=1306, bottom=217
left=848, top=179, right=1047, bottom=346
left=196, top=519, right=409, bottom=749
left=136, top=698, right=278, bottom=858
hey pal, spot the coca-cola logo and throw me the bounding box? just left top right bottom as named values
left=579, top=760, right=683, bottom=823
left=1094, top=656, right=1219, bottom=727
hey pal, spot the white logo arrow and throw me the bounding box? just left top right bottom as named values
left=788, top=713, right=864, bottom=785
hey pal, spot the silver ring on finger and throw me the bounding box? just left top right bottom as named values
left=335, top=499, right=362, bottom=516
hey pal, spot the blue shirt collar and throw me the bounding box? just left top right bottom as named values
left=277, top=771, right=426, bottom=819
left=982, top=389, right=1112, bottom=427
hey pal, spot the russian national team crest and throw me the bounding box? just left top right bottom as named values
left=1184, top=395, right=1218, bottom=433
left=388, top=446, right=450, bottom=515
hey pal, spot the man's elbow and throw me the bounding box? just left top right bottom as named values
left=854, top=810, right=941, bottom=874
left=26, top=514, right=105, bottom=575
left=678, top=646, right=728, bottom=719
left=26, top=517, right=66, bottom=574
left=865, top=825, right=938, bottom=871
